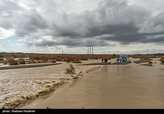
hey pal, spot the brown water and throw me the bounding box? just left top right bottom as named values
left=0, top=63, right=69, bottom=80
left=24, top=63, right=164, bottom=108
left=0, top=63, right=71, bottom=107
left=0, top=61, right=98, bottom=108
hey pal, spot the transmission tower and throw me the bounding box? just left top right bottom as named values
left=87, top=41, right=94, bottom=56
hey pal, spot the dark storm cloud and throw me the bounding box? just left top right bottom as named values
left=141, top=35, right=164, bottom=43
left=1, top=0, right=164, bottom=48
left=0, top=0, right=22, bottom=29
left=53, top=0, right=149, bottom=39
left=102, top=31, right=164, bottom=44
left=48, top=0, right=152, bottom=45
left=33, top=39, right=111, bottom=47
left=15, top=10, right=48, bottom=37
left=0, top=0, right=21, bottom=14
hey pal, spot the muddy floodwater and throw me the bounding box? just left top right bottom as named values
left=24, top=62, right=164, bottom=109
left=0, top=61, right=99, bottom=108
left=1, top=59, right=164, bottom=108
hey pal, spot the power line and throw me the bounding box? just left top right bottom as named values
left=87, top=41, right=94, bottom=55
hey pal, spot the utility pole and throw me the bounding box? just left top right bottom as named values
left=91, top=42, right=94, bottom=55
left=61, top=48, right=64, bottom=55
left=87, top=41, right=94, bottom=58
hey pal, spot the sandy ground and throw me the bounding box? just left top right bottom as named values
left=22, top=58, right=164, bottom=109
left=0, top=60, right=100, bottom=108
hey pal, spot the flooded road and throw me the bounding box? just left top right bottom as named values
left=24, top=63, right=164, bottom=108
left=0, top=61, right=99, bottom=108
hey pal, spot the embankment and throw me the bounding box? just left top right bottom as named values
left=0, top=63, right=61, bottom=70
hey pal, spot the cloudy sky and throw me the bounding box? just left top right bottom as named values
left=0, top=0, right=164, bottom=54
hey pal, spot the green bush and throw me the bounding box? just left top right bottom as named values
left=112, top=54, right=117, bottom=58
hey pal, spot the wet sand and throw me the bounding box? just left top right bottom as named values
left=24, top=63, right=164, bottom=109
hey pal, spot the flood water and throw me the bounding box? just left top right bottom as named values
left=0, top=63, right=73, bottom=107
left=0, top=61, right=97, bottom=108
left=24, top=63, right=164, bottom=108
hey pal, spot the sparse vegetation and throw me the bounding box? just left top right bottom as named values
left=72, top=61, right=81, bottom=63
left=112, top=54, right=117, bottom=58
left=3, top=60, right=8, bottom=65
left=160, top=57, right=164, bottom=64
left=63, top=57, right=82, bottom=63
left=134, top=57, right=152, bottom=64
left=72, top=59, right=82, bottom=63
left=0, top=58, right=4, bottom=63
left=18, top=59, right=25, bottom=64
left=7, top=58, right=18, bottom=65
left=1, top=53, right=164, bottom=66
left=48, top=59, right=56, bottom=63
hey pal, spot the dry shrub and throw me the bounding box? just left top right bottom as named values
left=29, top=56, right=48, bottom=63
left=81, top=58, right=88, bottom=61
left=65, top=64, right=76, bottom=74
left=139, top=57, right=152, bottom=63
left=64, top=58, right=71, bottom=63
left=55, top=57, right=63, bottom=61
left=112, top=54, right=117, bottom=58
left=0, top=58, right=3, bottom=63
left=1, top=57, right=7, bottom=64
left=149, top=61, right=153, bottom=64
left=160, top=57, right=164, bottom=63
left=7, top=58, right=18, bottom=65
left=52, top=60, right=56, bottom=63
left=18, top=59, right=25, bottom=64
left=72, top=59, right=82, bottom=63
left=48, top=59, right=56, bottom=63
left=3, top=60, right=8, bottom=64
left=64, top=57, right=82, bottom=63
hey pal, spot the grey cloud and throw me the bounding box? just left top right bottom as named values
left=1, top=0, right=164, bottom=48
left=102, top=31, right=164, bottom=44
left=0, top=0, right=21, bottom=15
left=32, top=38, right=111, bottom=48
left=54, top=0, right=149, bottom=38
left=14, top=10, right=48, bottom=37
left=141, top=34, right=164, bottom=43
left=49, top=0, right=151, bottom=45
left=0, top=0, right=22, bottom=29
left=140, top=12, right=164, bottom=33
